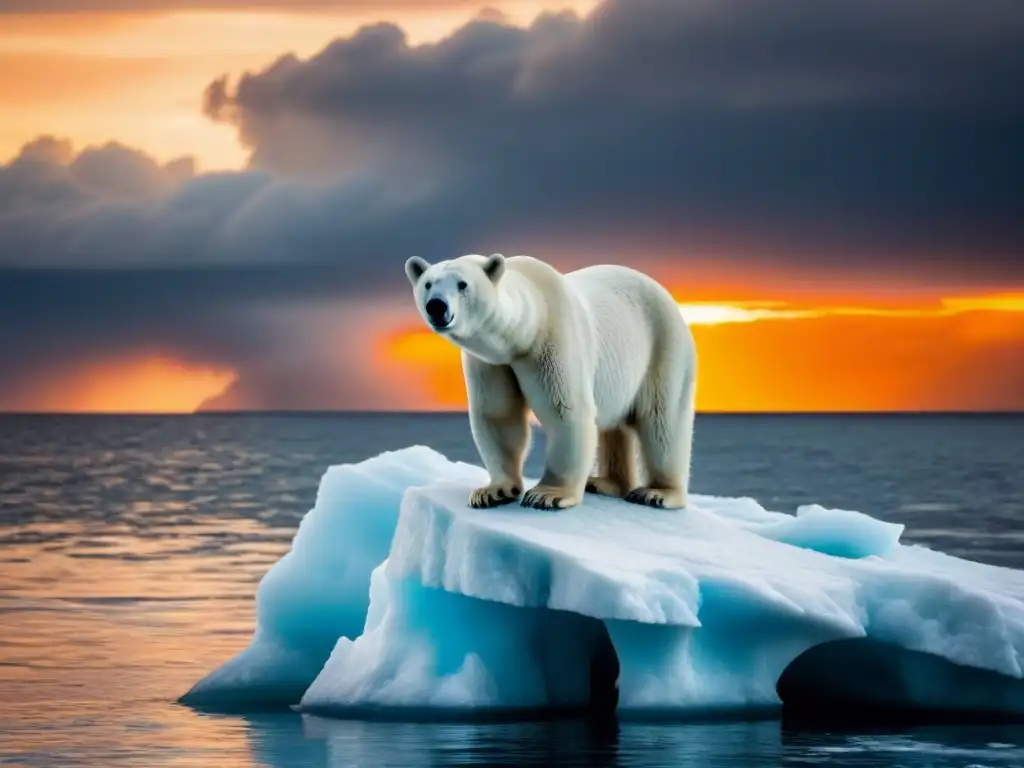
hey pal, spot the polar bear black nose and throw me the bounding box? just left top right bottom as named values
left=425, top=298, right=451, bottom=326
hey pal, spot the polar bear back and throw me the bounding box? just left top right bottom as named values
left=565, top=264, right=694, bottom=428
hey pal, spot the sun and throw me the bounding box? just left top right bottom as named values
left=676, top=302, right=811, bottom=326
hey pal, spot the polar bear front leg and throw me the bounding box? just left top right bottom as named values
left=522, top=417, right=596, bottom=510
left=515, top=357, right=597, bottom=511
left=464, top=352, right=530, bottom=508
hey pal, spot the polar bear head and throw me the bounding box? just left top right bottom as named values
left=404, top=253, right=506, bottom=336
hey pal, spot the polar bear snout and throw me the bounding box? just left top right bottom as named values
left=425, top=298, right=453, bottom=329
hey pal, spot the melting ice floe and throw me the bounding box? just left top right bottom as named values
left=181, top=446, right=1024, bottom=719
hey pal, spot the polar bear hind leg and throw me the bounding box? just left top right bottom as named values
left=625, top=371, right=695, bottom=510
left=586, top=426, right=637, bottom=499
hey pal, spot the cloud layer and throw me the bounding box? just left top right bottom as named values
left=207, top=0, right=1024, bottom=264
left=6, top=1, right=1024, bottom=272
left=2, top=0, right=1023, bottom=409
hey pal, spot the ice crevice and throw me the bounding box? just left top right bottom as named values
left=180, top=446, right=1024, bottom=721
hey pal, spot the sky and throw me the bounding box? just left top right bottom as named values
left=1, top=0, right=1022, bottom=413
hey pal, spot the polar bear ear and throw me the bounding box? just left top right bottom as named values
left=483, top=253, right=506, bottom=284
left=405, top=256, right=430, bottom=286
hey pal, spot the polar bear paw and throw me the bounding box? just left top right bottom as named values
left=625, top=486, right=686, bottom=510
left=469, top=482, right=522, bottom=509
left=521, top=484, right=580, bottom=510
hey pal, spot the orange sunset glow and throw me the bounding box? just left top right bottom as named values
left=12, top=356, right=237, bottom=414
left=15, top=290, right=1013, bottom=414
left=382, top=293, right=1024, bottom=413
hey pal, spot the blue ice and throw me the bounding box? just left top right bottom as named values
left=181, top=447, right=1024, bottom=719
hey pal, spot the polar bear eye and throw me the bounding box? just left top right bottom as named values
left=457, top=281, right=468, bottom=291
left=424, top=281, right=432, bottom=290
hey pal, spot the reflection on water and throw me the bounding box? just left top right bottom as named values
left=240, top=713, right=1024, bottom=767
left=0, top=518, right=279, bottom=767
left=1, top=413, right=1023, bottom=766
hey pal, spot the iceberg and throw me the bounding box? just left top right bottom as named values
left=181, top=446, right=1024, bottom=721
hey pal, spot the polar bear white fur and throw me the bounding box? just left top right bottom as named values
left=404, top=253, right=697, bottom=511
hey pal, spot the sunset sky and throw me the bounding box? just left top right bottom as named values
left=1, top=0, right=1022, bottom=413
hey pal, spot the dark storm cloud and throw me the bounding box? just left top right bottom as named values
left=0, top=137, right=464, bottom=410
left=3, top=0, right=1023, bottom=273
left=0, top=265, right=406, bottom=409
left=0, top=138, right=485, bottom=270
left=204, top=0, right=1024, bottom=266
left=0, top=265, right=336, bottom=363
left=5, top=0, right=1023, bottom=274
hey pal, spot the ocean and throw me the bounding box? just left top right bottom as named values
left=0, top=412, right=1022, bottom=767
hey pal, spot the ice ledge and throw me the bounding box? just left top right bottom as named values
left=387, top=483, right=903, bottom=631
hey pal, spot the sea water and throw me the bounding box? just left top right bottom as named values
left=1, top=412, right=1022, bottom=767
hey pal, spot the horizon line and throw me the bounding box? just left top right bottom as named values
left=2, top=409, right=1022, bottom=417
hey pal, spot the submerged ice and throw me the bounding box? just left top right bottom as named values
left=181, top=447, right=1024, bottom=719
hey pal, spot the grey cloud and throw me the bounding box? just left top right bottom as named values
left=201, top=0, right=1024, bottom=266
left=3, top=1, right=1022, bottom=275
left=0, top=265, right=412, bottom=410
left=0, top=138, right=491, bottom=269
left=210, top=1, right=1024, bottom=150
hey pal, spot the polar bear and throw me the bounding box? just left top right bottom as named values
left=404, top=253, right=697, bottom=511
